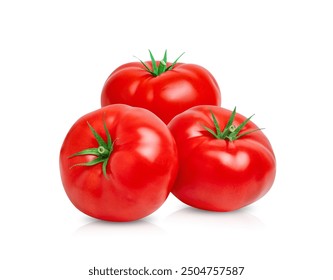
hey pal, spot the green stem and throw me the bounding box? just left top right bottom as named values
left=97, top=146, right=109, bottom=157
left=135, top=50, right=185, bottom=77
left=203, top=107, right=263, bottom=141
left=69, top=118, right=114, bottom=179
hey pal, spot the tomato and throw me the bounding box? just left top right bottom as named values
left=101, top=51, right=221, bottom=124
left=168, top=105, right=276, bottom=212
left=59, top=104, right=178, bottom=222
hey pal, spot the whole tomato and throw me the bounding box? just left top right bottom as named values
left=59, top=104, right=178, bottom=222
left=101, top=50, right=221, bottom=124
left=168, top=105, right=276, bottom=212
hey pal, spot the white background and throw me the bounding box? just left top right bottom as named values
left=1, top=0, right=332, bottom=279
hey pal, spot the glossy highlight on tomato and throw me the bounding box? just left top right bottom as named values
left=168, top=105, right=276, bottom=212
left=59, top=104, right=178, bottom=222
left=101, top=51, right=221, bottom=124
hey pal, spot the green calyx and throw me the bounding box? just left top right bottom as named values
left=135, top=50, right=185, bottom=77
left=203, top=107, right=262, bottom=141
left=69, top=117, right=115, bottom=179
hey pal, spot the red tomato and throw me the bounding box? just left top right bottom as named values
left=168, top=105, right=276, bottom=212
left=59, top=104, right=178, bottom=222
left=101, top=51, right=221, bottom=124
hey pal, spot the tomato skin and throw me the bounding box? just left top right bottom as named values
left=101, top=61, right=221, bottom=124
left=168, top=105, right=276, bottom=212
left=59, top=104, right=178, bottom=222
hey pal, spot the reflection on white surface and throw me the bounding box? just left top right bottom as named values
left=70, top=206, right=268, bottom=268
left=73, top=218, right=164, bottom=238
left=73, top=205, right=265, bottom=240
left=163, top=206, right=265, bottom=233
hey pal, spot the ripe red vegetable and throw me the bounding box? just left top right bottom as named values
left=59, top=104, right=178, bottom=222
left=168, top=105, right=276, bottom=212
left=101, top=50, right=221, bottom=123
